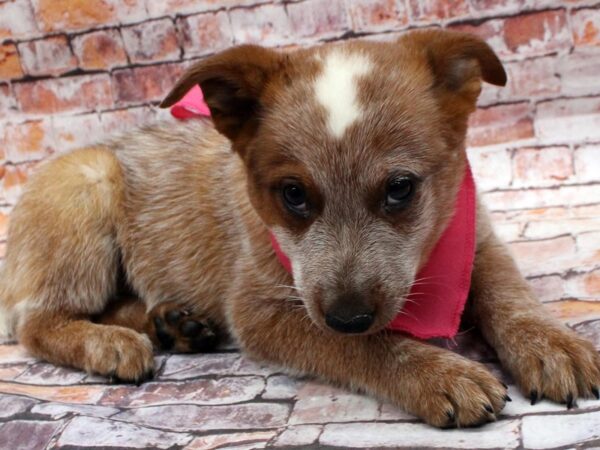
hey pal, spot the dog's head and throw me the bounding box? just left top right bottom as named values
left=162, top=30, right=506, bottom=335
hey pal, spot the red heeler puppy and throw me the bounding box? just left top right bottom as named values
left=1, top=29, right=598, bottom=428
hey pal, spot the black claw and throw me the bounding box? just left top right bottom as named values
left=530, top=390, right=539, bottom=405
left=484, top=404, right=494, bottom=414
left=592, top=386, right=599, bottom=400
left=504, top=394, right=512, bottom=402
left=501, top=382, right=508, bottom=389
left=180, top=320, right=203, bottom=337
left=566, top=393, right=577, bottom=409
left=445, top=410, right=456, bottom=427
left=165, top=310, right=181, bottom=326
left=190, top=332, right=218, bottom=353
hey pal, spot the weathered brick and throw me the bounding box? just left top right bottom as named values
left=522, top=409, right=600, bottom=449
left=14, top=74, right=113, bottom=114
left=31, top=0, right=146, bottom=32
left=535, top=97, right=600, bottom=144
left=467, top=147, right=512, bottom=191
left=0, top=0, right=39, bottom=41
left=467, top=103, right=534, bottom=147
left=574, top=145, right=600, bottom=183
left=558, top=51, right=600, bottom=97
left=509, top=235, right=576, bottom=273
left=18, top=36, right=77, bottom=77
left=502, top=57, right=560, bottom=100
left=275, top=425, right=323, bottom=447
left=99, top=106, right=155, bottom=135
left=4, top=119, right=54, bottom=163
left=52, top=113, right=104, bottom=153
left=186, top=431, right=277, bottom=450
left=160, top=353, right=272, bottom=380
left=112, top=63, right=185, bottom=105
left=565, top=269, right=600, bottom=299
left=178, top=11, right=234, bottom=58
left=503, top=10, right=571, bottom=57
left=512, top=146, right=573, bottom=188
left=114, top=403, right=291, bottom=432
left=287, top=0, right=351, bottom=40
left=572, top=7, right=600, bottom=48
left=289, top=382, right=380, bottom=425
left=229, top=4, right=291, bottom=46
left=72, top=29, right=128, bottom=70
left=469, top=0, right=526, bottom=16
left=0, top=395, right=37, bottom=419
left=485, top=184, right=600, bottom=212
left=31, top=402, right=119, bottom=420
left=0, top=84, right=16, bottom=119
left=0, top=420, right=63, bottom=450
left=147, top=0, right=270, bottom=18
left=122, top=19, right=181, bottom=64
left=2, top=162, right=38, bottom=204
left=528, top=274, right=566, bottom=302
left=57, top=416, right=192, bottom=449
left=99, top=377, right=265, bottom=407
left=263, top=375, right=300, bottom=400
left=15, top=362, right=88, bottom=385
left=524, top=218, right=600, bottom=240
left=347, top=0, right=408, bottom=32
left=320, top=420, right=521, bottom=448
left=408, top=0, right=470, bottom=22
left=0, top=43, right=24, bottom=81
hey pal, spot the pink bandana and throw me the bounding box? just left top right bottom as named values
left=171, top=86, right=477, bottom=340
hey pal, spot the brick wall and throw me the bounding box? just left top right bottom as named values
left=0, top=0, right=599, bottom=294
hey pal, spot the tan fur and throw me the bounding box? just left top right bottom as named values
left=1, top=29, right=598, bottom=427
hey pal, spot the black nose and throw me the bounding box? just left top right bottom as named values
left=325, top=312, right=374, bottom=333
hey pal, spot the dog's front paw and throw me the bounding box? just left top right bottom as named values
left=148, top=303, right=219, bottom=353
left=400, top=353, right=508, bottom=428
left=504, top=320, right=600, bottom=408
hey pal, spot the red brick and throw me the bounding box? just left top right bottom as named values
left=72, top=29, right=127, bottom=70
left=4, top=119, right=54, bottom=163
left=147, top=0, right=270, bottom=18
left=509, top=236, right=576, bottom=273
left=448, top=20, right=508, bottom=58
left=512, top=146, right=573, bottom=188
left=469, top=0, right=526, bottom=16
left=0, top=43, right=23, bottom=81
left=467, top=147, right=512, bottom=191
left=0, top=84, right=16, bottom=119
left=287, top=0, right=351, bottom=39
left=467, top=103, right=534, bottom=147
left=0, top=0, right=39, bottom=41
left=535, top=97, right=600, bottom=144
left=2, top=162, right=38, bottom=205
left=347, top=0, right=409, bottom=32
left=484, top=184, right=600, bottom=211
left=52, top=114, right=104, bottom=153
left=502, top=57, right=560, bottom=99
left=18, top=36, right=77, bottom=77
left=229, top=4, right=291, bottom=46
left=14, top=74, right=113, bottom=114
left=122, top=19, right=180, bottom=64
left=112, top=63, right=185, bottom=105
left=408, top=0, right=470, bottom=22
left=178, top=11, right=234, bottom=58
left=31, top=0, right=146, bottom=32
left=503, top=10, right=571, bottom=57
left=571, top=7, right=600, bottom=48
left=99, top=106, right=155, bottom=134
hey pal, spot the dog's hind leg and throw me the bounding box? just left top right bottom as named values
left=3, top=147, right=153, bottom=382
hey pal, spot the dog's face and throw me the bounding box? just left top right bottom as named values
left=162, top=30, right=506, bottom=335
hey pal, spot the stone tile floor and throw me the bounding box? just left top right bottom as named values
left=0, top=211, right=599, bottom=449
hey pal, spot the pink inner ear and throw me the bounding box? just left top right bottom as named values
left=170, top=85, right=212, bottom=119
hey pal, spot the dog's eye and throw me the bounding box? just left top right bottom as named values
left=282, top=180, right=309, bottom=217
left=385, top=176, right=414, bottom=210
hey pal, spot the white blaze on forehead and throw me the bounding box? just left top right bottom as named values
left=314, top=50, right=373, bottom=138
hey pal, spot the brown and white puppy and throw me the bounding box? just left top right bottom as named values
left=1, top=30, right=599, bottom=428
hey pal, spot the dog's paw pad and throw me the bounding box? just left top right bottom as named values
left=149, top=305, right=219, bottom=353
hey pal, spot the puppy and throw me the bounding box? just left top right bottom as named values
left=1, top=29, right=599, bottom=428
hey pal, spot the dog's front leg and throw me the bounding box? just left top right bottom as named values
left=230, top=289, right=508, bottom=428
left=469, top=207, right=600, bottom=407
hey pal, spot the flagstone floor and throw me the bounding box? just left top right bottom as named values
left=0, top=199, right=599, bottom=450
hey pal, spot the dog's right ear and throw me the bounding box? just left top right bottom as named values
left=160, top=45, right=284, bottom=151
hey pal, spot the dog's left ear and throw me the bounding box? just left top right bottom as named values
left=160, top=45, right=284, bottom=152
left=401, top=29, right=506, bottom=108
